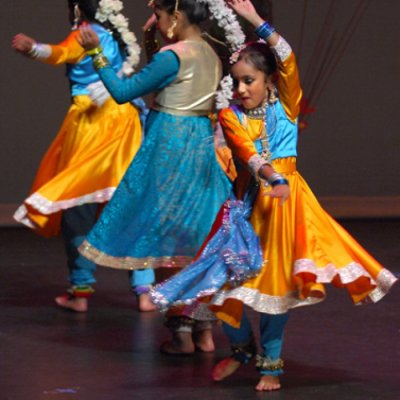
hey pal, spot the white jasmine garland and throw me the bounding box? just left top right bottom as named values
left=108, top=14, right=129, bottom=30
left=98, top=0, right=123, bottom=15
left=198, top=0, right=245, bottom=51
left=216, top=74, right=234, bottom=110
left=95, top=0, right=140, bottom=73
left=197, top=0, right=245, bottom=109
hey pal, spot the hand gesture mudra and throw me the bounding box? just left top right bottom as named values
left=77, top=24, right=100, bottom=50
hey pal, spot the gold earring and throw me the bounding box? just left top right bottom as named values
left=167, top=18, right=177, bottom=39
left=72, top=4, right=81, bottom=30
left=267, top=84, right=278, bottom=103
left=269, top=88, right=278, bottom=103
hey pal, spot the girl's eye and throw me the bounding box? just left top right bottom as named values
left=244, top=78, right=254, bottom=85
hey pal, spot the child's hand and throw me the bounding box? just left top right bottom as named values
left=12, top=33, right=36, bottom=55
left=142, top=13, right=157, bottom=34
left=77, top=24, right=100, bottom=50
left=265, top=184, right=290, bottom=206
left=227, top=0, right=264, bottom=27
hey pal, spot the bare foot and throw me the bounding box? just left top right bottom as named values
left=160, top=331, right=195, bottom=355
left=255, top=375, right=281, bottom=392
left=212, top=357, right=241, bottom=381
left=193, top=329, right=215, bottom=353
left=55, top=295, right=88, bottom=312
left=137, top=293, right=157, bottom=312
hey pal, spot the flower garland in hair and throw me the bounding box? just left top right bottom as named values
left=197, top=0, right=246, bottom=109
left=198, top=0, right=245, bottom=52
left=95, top=0, right=141, bottom=75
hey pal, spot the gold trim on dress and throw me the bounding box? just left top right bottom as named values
left=79, top=240, right=194, bottom=270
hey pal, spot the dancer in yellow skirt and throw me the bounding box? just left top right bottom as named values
left=151, top=0, right=398, bottom=391
left=12, top=0, right=145, bottom=312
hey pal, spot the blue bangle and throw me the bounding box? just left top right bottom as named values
left=270, top=178, right=288, bottom=187
left=255, top=21, right=276, bottom=40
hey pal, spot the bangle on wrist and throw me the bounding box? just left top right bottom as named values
left=87, top=46, right=103, bottom=56
left=28, top=42, right=51, bottom=59
left=255, top=21, right=276, bottom=40
left=92, top=53, right=110, bottom=70
left=28, top=42, right=38, bottom=57
left=265, top=172, right=288, bottom=187
left=270, top=178, right=289, bottom=187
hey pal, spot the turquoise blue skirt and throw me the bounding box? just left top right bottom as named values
left=79, top=110, right=231, bottom=270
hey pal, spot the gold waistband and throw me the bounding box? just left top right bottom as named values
left=152, top=104, right=210, bottom=117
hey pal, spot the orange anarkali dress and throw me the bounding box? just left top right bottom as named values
left=210, top=48, right=397, bottom=327
left=14, top=25, right=142, bottom=237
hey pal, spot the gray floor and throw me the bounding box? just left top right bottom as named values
left=1, top=220, right=399, bottom=400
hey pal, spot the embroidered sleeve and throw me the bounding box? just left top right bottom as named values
left=271, top=36, right=292, bottom=63
left=219, top=108, right=268, bottom=178
left=273, top=37, right=303, bottom=123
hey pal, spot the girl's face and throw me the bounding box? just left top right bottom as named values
left=231, top=59, right=269, bottom=110
left=154, top=7, right=176, bottom=41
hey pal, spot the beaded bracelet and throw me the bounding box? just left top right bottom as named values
left=255, top=21, right=276, bottom=40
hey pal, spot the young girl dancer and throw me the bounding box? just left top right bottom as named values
left=151, top=0, right=398, bottom=391
left=77, top=0, right=232, bottom=340
left=12, top=0, right=145, bottom=312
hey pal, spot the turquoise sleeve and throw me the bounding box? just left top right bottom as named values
left=98, top=50, right=180, bottom=104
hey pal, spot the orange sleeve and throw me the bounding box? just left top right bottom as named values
left=44, top=30, right=86, bottom=65
left=219, top=108, right=259, bottom=168
left=276, top=52, right=302, bottom=122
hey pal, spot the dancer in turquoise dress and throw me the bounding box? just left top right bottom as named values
left=78, top=0, right=232, bottom=315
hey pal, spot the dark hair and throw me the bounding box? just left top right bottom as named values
left=67, top=0, right=126, bottom=53
left=154, top=0, right=209, bottom=25
left=68, top=0, right=98, bottom=22
left=236, top=42, right=277, bottom=78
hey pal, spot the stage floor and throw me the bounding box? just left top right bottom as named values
left=1, top=220, right=399, bottom=400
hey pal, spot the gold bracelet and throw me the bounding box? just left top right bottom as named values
left=87, top=46, right=103, bottom=56
left=93, top=54, right=110, bottom=70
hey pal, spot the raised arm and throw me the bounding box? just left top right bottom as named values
left=228, top=0, right=302, bottom=122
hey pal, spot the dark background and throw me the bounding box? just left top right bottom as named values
left=1, top=1, right=399, bottom=209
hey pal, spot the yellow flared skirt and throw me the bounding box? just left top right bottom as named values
left=14, top=95, right=142, bottom=237
left=210, top=157, right=397, bottom=327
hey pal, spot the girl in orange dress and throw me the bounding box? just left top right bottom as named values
left=12, top=0, right=145, bottom=312
left=151, top=0, right=398, bottom=391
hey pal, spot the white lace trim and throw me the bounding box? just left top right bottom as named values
left=211, top=286, right=323, bottom=314
left=31, top=43, right=52, bottom=59
left=210, top=259, right=398, bottom=314
left=248, top=154, right=268, bottom=177
left=365, top=269, right=399, bottom=304
left=13, top=205, right=37, bottom=229
left=294, top=259, right=374, bottom=284
left=13, top=188, right=116, bottom=226
left=271, top=36, right=292, bottom=63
